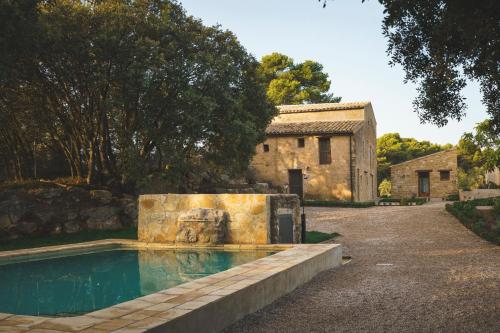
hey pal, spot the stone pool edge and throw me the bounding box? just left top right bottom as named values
left=0, top=240, right=342, bottom=333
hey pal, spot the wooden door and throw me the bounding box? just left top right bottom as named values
left=418, top=172, right=430, bottom=197
left=288, top=169, right=303, bottom=200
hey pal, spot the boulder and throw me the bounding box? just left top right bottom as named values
left=175, top=208, right=227, bottom=244
left=83, top=206, right=122, bottom=230
left=90, top=190, right=113, bottom=204
left=64, top=220, right=81, bottom=234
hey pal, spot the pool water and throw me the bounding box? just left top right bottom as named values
left=0, top=249, right=273, bottom=316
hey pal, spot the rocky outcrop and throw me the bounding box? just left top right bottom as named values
left=0, top=184, right=138, bottom=240
left=175, top=208, right=227, bottom=244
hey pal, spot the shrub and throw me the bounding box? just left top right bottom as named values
left=493, top=197, right=500, bottom=217
left=378, top=179, right=392, bottom=197
left=304, top=200, right=375, bottom=208
left=446, top=193, right=460, bottom=201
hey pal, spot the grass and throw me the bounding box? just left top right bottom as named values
left=445, top=197, right=500, bottom=245
left=0, top=228, right=339, bottom=251
left=304, top=231, right=340, bottom=244
left=0, top=227, right=138, bottom=252
left=304, top=200, right=375, bottom=208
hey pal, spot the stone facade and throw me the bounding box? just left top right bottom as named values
left=251, top=102, right=377, bottom=201
left=485, top=167, right=500, bottom=185
left=459, top=189, right=500, bottom=201
left=391, top=149, right=458, bottom=199
left=138, top=194, right=301, bottom=245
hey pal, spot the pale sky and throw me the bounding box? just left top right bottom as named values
left=180, top=0, right=488, bottom=145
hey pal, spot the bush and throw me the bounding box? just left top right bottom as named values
left=378, top=179, right=392, bottom=197
left=446, top=193, right=460, bottom=201
left=304, top=200, right=375, bottom=208
left=445, top=198, right=500, bottom=245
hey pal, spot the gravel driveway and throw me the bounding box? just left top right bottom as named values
left=225, top=202, right=500, bottom=333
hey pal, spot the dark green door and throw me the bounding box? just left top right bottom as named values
left=288, top=169, right=303, bottom=199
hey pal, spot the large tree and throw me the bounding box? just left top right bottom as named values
left=259, top=52, right=341, bottom=105
left=0, top=0, right=275, bottom=191
left=321, top=0, right=499, bottom=133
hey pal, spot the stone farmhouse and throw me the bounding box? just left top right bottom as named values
left=390, top=149, right=458, bottom=199
left=251, top=102, right=377, bottom=202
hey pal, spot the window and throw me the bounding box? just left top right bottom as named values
left=440, top=170, right=450, bottom=181
left=297, top=138, right=305, bottom=148
left=318, top=137, right=331, bottom=164
left=263, top=144, right=269, bottom=152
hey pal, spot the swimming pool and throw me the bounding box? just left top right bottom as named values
left=0, top=248, right=274, bottom=316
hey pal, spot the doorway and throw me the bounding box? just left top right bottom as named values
left=418, top=171, right=430, bottom=197
left=288, top=169, right=303, bottom=200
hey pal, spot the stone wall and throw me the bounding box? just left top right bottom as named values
left=138, top=194, right=301, bottom=245
left=391, top=150, right=458, bottom=198
left=459, top=189, right=500, bottom=201
left=0, top=185, right=137, bottom=241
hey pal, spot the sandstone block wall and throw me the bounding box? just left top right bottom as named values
left=138, top=194, right=301, bottom=245
left=459, top=189, right=500, bottom=201
left=391, top=150, right=458, bottom=198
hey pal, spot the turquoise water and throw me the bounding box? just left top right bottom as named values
left=0, top=249, right=273, bottom=316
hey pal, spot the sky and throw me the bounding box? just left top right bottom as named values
left=179, top=0, right=489, bottom=145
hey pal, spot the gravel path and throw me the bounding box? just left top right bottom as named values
left=224, top=202, right=500, bottom=333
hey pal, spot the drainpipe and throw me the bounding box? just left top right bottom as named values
left=349, top=135, right=354, bottom=202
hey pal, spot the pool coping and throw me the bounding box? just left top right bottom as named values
left=0, top=240, right=342, bottom=333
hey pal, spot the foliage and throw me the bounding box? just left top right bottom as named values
left=304, top=231, right=339, bottom=244
left=378, top=197, right=426, bottom=205
left=457, top=168, right=483, bottom=191
left=259, top=52, right=341, bottom=105
left=0, top=0, right=275, bottom=192
left=304, top=200, right=375, bottom=208
left=494, top=198, right=500, bottom=218
left=446, top=193, right=460, bottom=202
left=0, top=227, right=137, bottom=252
left=446, top=198, right=500, bottom=245
left=378, top=1, right=500, bottom=133
left=458, top=120, right=500, bottom=172
left=378, top=179, right=392, bottom=197
left=376, top=133, right=452, bottom=183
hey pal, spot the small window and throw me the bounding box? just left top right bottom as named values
left=263, top=144, right=269, bottom=152
left=297, top=138, right=305, bottom=148
left=318, top=137, right=331, bottom=164
left=440, top=170, right=450, bottom=181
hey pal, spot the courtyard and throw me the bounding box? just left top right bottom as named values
left=226, top=203, right=500, bottom=332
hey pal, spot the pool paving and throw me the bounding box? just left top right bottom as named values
left=225, top=202, right=500, bottom=333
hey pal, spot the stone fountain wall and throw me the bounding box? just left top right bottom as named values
left=138, top=194, right=300, bottom=244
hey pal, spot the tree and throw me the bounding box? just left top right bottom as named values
left=458, top=120, right=500, bottom=173
left=376, top=133, right=452, bottom=183
left=259, top=52, right=341, bottom=105
left=0, top=0, right=275, bottom=191
left=321, top=1, right=500, bottom=133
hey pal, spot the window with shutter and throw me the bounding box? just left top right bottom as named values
left=318, top=138, right=331, bottom=164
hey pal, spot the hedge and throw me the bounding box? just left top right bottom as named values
left=303, top=200, right=375, bottom=208
left=445, top=197, right=500, bottom=245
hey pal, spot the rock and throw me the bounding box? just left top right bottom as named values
left=83, top=206, right=122, bottom=230
left=119, top=199, right=138, bottom=225
left=175, top=208, right=227, bottom=244
left=34, top=211, right=55, bottom=224
left=90, top=190, right=113, bottom=204
left=64, top=220, right=81, bottom=234
left=39, top=188, right=63, bottom=199
left=253, top=182, right=270, bottom=193
left=0, top=214, right=12, bottom=230
left=87, top=215, right=122, bottom=230
left=16, top=221, right=38, bottom=234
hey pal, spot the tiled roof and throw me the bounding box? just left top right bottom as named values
left=277, top=102, right=370, bottom=114
left=390, top=149, right=458, bottom=168
left=266, top=120, right=364, bottom=136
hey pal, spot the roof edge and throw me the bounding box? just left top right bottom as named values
left=390, top=148, right=457, bottom=168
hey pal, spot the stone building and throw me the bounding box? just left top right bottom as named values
left=485, top=167, right=500, bottom=186
left=390, top=149, right=458, bottom=199
left=251, top=102, right=377, bottom=202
